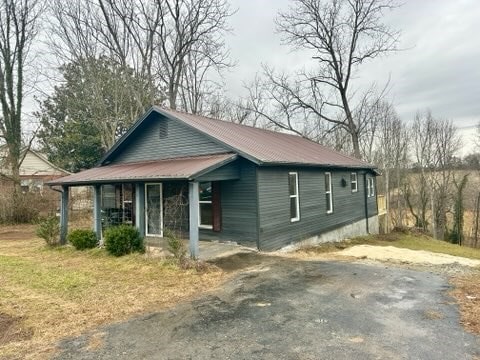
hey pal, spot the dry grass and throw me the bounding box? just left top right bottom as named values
left=0, top=226, right=228, bottom=360
left=450, top=272, right=480, bottom=336
left=423, top=309, right=444, bottom=320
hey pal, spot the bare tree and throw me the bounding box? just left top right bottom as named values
left=179, top=37, right=233, bottom=114
left=407, top=110, right=459, bottom=239
left=0, top=0, right=44, bottom=186
left=50, top=0, right=159, bottom=109
left=155, top=0, right=234, bottom=110
left=369, top=101, right=409, bottom=230
left=49, top=0, right=233, bottom=112
left=246, top=0, right=400, bottom=158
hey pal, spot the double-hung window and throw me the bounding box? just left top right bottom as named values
left=289, top=172, right=300, bottom=222
left=325, top=172, right=333, bottom=214
left=367, top=177, right=375, bottom=197
left=351, top=173, right=358, bottom=192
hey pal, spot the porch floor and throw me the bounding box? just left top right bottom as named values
left=145, top=237, right=257, bottom=261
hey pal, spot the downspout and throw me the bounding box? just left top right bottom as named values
left=364, top=173, right=369, bottom=234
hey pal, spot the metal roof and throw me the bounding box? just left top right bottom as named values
left=154, top=107, right=374, bottom=169
left=47, top=153, right=237, bottom=186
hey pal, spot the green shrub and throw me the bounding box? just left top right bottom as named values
left=164, top=229, right=186, bottom=260
left=68, top=229, right=98, bottom=250
left=36, top=216, right=60, bottom=246
left=104, top=225, right=144, bottom=256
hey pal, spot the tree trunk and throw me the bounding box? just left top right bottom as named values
left=474, top=192, right=480, bottom=248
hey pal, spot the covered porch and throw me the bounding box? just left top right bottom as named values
left=48, top=154, right=240, bottom=258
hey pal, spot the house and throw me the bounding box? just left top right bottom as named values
left=0, top=147, right=70, bottom=193
left=48, top=106, right=378, bottom=256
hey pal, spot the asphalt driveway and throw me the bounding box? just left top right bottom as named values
left=55, top=256, right=480, bottom=359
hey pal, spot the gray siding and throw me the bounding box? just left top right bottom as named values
left=200, top=159, right=258, bottom=246
left=195, top=160, right=240, bottom=182
left=110, top=113, right=228, bottom=164
left=257, top=167, right=377, bottom=251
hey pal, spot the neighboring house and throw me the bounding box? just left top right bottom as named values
left=0, top=147, right=70, bottom=193
left=48, top=106, right=378, bottom=256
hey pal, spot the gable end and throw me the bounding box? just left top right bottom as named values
left=103, top=111, right=230, bottom=165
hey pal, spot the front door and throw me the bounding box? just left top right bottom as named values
left=145, top=183, right=163, bottom=236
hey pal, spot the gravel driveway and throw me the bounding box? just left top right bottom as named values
left=55, top=256, right=480, bottom=359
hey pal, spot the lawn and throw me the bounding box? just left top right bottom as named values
left=0, top=225, right=227, bottom=360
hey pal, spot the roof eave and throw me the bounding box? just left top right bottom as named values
left=47, top=175, right=191, bottom=187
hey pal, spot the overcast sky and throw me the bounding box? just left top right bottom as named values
left=223, top=0, right=480, bottom=155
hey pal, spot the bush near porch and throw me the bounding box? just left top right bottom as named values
left=0, top=225, right=227, bottom=360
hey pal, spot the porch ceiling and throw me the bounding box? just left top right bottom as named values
left=46, top=153, right=237, bottom=186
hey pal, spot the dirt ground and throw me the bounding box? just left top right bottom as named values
left=0, top=224, right=38, bottom=241
left=337, top=244, right=480, bottom=267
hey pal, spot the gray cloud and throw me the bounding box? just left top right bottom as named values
left=224, top=0, right=480, bottom=131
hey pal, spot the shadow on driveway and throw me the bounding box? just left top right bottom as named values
left=55, top=255, right=480, bottom=359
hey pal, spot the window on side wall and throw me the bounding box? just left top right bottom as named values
left=351, top=172, right=358, bottom=192
left=367, top=177, right=375, bottom=197
left=325, top=172, right=333, bottom=214
left=289, top=172, right=300, bottom=222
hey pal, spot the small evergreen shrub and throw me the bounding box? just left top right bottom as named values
left=104, top=225, right=144, bottom=256
left=36, top=216, right=60, bottom=247
left=68, top=229, right=98, bottom=250
left=164, top=229, right=187, bottom=260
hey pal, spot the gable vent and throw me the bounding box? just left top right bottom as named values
left=159, top=121, right=168, bottom=139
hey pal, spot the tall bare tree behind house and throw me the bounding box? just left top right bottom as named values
left=247, top=0, right=400, bottom=159
left=0, top=0, right=44, bottom=186
left=50, top=0, right=233, bottom=114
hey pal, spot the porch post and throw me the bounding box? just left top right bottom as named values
left=93, top=184, right=102, bottom=243
left=135, top=183, right=145, bottom=238
left=60, top=185, right=69, bottom=245
left=188, top=181, right=199, bottom=259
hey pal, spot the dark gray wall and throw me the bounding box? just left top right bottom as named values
left=257, top=167, right=377, bottom=251
left=200, top=159, right=258, bottom=246
left=195, top=160, right=240, bottom=182
left=110, top=113, right=228, bottom=164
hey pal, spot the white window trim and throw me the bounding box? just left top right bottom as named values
left=368, top=178, right=375, bottom=197
left=145, top=183, right=163, bottom=237
left=325, top=172, right=333, bottom=214
left=199, top=182, right=213, bottom=229
left=351, top=172, right=358, bottom=193
left=289, top=172, right=300, bottom=222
